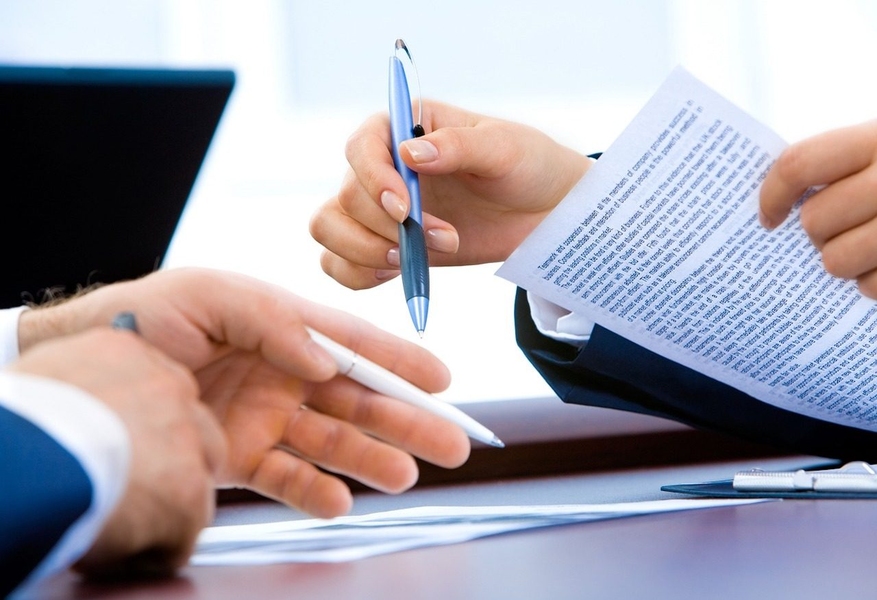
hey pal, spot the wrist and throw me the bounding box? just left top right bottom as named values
left=18, top=303, right=74, bottom=354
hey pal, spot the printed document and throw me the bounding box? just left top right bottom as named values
left=497, top=67, right=877, bottom=432
left=192, top=499, right=764, bottom=565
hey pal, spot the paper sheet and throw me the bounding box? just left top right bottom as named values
left=191, top=499, right=765, bottom=565
left=497, top=67, right=877, bottom=432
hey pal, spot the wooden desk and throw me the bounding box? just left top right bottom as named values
left=27, top=454, right=876, bottom=600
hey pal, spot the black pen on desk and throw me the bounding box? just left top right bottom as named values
left=389, top=39, right=430, bottom=337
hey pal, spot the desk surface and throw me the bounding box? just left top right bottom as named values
left=29, top=455, right=876, bottom=600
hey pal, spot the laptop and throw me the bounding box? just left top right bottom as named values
left=0, top=65, right=235, bottom=308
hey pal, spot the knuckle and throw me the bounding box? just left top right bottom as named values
left=344, top=113, right=384, bottom=162
left=284, top=465, right=320, bottom=512
left=820, top=254, right=842, bottom=277
left=318, top=249, right=335, bottom=275
left=318, top=252, right=349, bottom=287
left=314, top=422, right=343, bottom=464
left=797, top=205, right=815, bottom=233
left=324, top=257, right=377, bottom=291
left=335, top=172, right=359, bottom=212
left=798, top=204, right=823, bottom=243
left=360, top=169, right=385, bottom=202
left=308, top=204, right=329, bottom=240
left=344, top=129, right=367, bottom=163
left=178, top=478, right=214, bottom=535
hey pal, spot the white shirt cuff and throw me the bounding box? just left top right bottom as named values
left=526, top=291, right=595, bottom=347
left=0, top=306, right=27, bottom=367
left=0, top=373, right=130, bottom=594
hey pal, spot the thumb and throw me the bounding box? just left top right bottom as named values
left=400, top=122, right=524, bottom=179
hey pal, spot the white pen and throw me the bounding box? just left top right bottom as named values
left=306, top=327, right=504, bottom=448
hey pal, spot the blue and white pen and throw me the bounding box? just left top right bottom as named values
left=389, top=39, right=430, bottom=337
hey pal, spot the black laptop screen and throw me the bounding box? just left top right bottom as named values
left=0, top=65, right=235, bottom=307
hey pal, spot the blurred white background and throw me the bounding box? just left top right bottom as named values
left=2, top=1, right=876, bottom=402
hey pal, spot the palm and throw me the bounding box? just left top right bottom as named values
left=188, top=344, right=466, bottom=514
left=415, top=102, right=589, bottom=265
left=194, top=352, right=295, bottom=490
left=420, top=168, right=556, bottom=265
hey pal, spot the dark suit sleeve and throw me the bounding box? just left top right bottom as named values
left=514, top=287, right=877, bottom=461
left=0, top=404, right=93, bottom=598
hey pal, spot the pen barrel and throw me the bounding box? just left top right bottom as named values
left=388, top=56, right=422, bottom=219
left=398, top=217, right=429, bottom=301
left=390, top=53, right=430, bottom=332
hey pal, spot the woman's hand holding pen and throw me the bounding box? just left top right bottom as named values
left=310, top=100, right=591, bottom=290
left=16, top=267, right=470, bottom=518
left=760, top=119, right=877, bottom=299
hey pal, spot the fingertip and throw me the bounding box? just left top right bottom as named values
left=375, top=268, right=401, bottom=282
left=857, top=272, right=877, bottom=300
left=400, top=138, right=439, bottom=165
left=374, top=453, right=419, bottom=495
left=445, top=436, right=472, bottom=469
left=425, top=227, right=460, bottom=253
left=390, top=464, right=420, bottom=495
left=433, top=357, right=453, bottom=392
left=444, top=425, right=472, bottom=469
left=321, top=490, right=354, bottom=519
left=758, top=207, right=777, bottom=230
left=306, top=481, right=354, bottom=519
left=380, top=190, right=408, bottom=223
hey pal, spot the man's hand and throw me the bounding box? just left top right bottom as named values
left=17, top=267, right=471, bottom=518
left=10, top=328, right=226, bottom=577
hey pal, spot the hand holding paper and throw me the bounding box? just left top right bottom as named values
left=497, top=67, right=877, bottom=433
left=759, top=120, right=877, bottom=299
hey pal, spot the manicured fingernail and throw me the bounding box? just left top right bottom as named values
left=403, top=139, right=439, bottom=163
left=386, top=247, right=400, bottom=267
left=375, top=269, right=400, bottom=281
left=426, top=228, right=459, bottom=252
left=381, top=190, right=408, bottom=222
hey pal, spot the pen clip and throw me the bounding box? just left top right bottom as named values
left=394, top=39, right=424, bottom=137
left=733, top=461, right=877, bottom=493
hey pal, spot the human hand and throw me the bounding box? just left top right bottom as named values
left=18, top=268, right=471, bottom=518
left=759, top=119, right=877, bottom=298
left=310, top=99, right=591, bottom=289
left=9, top=327, right=226, bottom=578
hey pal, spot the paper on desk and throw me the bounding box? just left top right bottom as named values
left=191, top=499, right=765, bottom=565
left=497, top=66, right=877, bottom=433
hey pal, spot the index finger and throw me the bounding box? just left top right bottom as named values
left=306, top=315, right=452, bottom=394
left=344, top=112, right=411, bottom=220
left=760, top=121, right=877, bottom=228
left=187, top=269, right=451, bottom=393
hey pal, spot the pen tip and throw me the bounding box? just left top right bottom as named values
left=490, top=436, right=505, bottom=449
left=407, top=297, right=428, bottom=338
